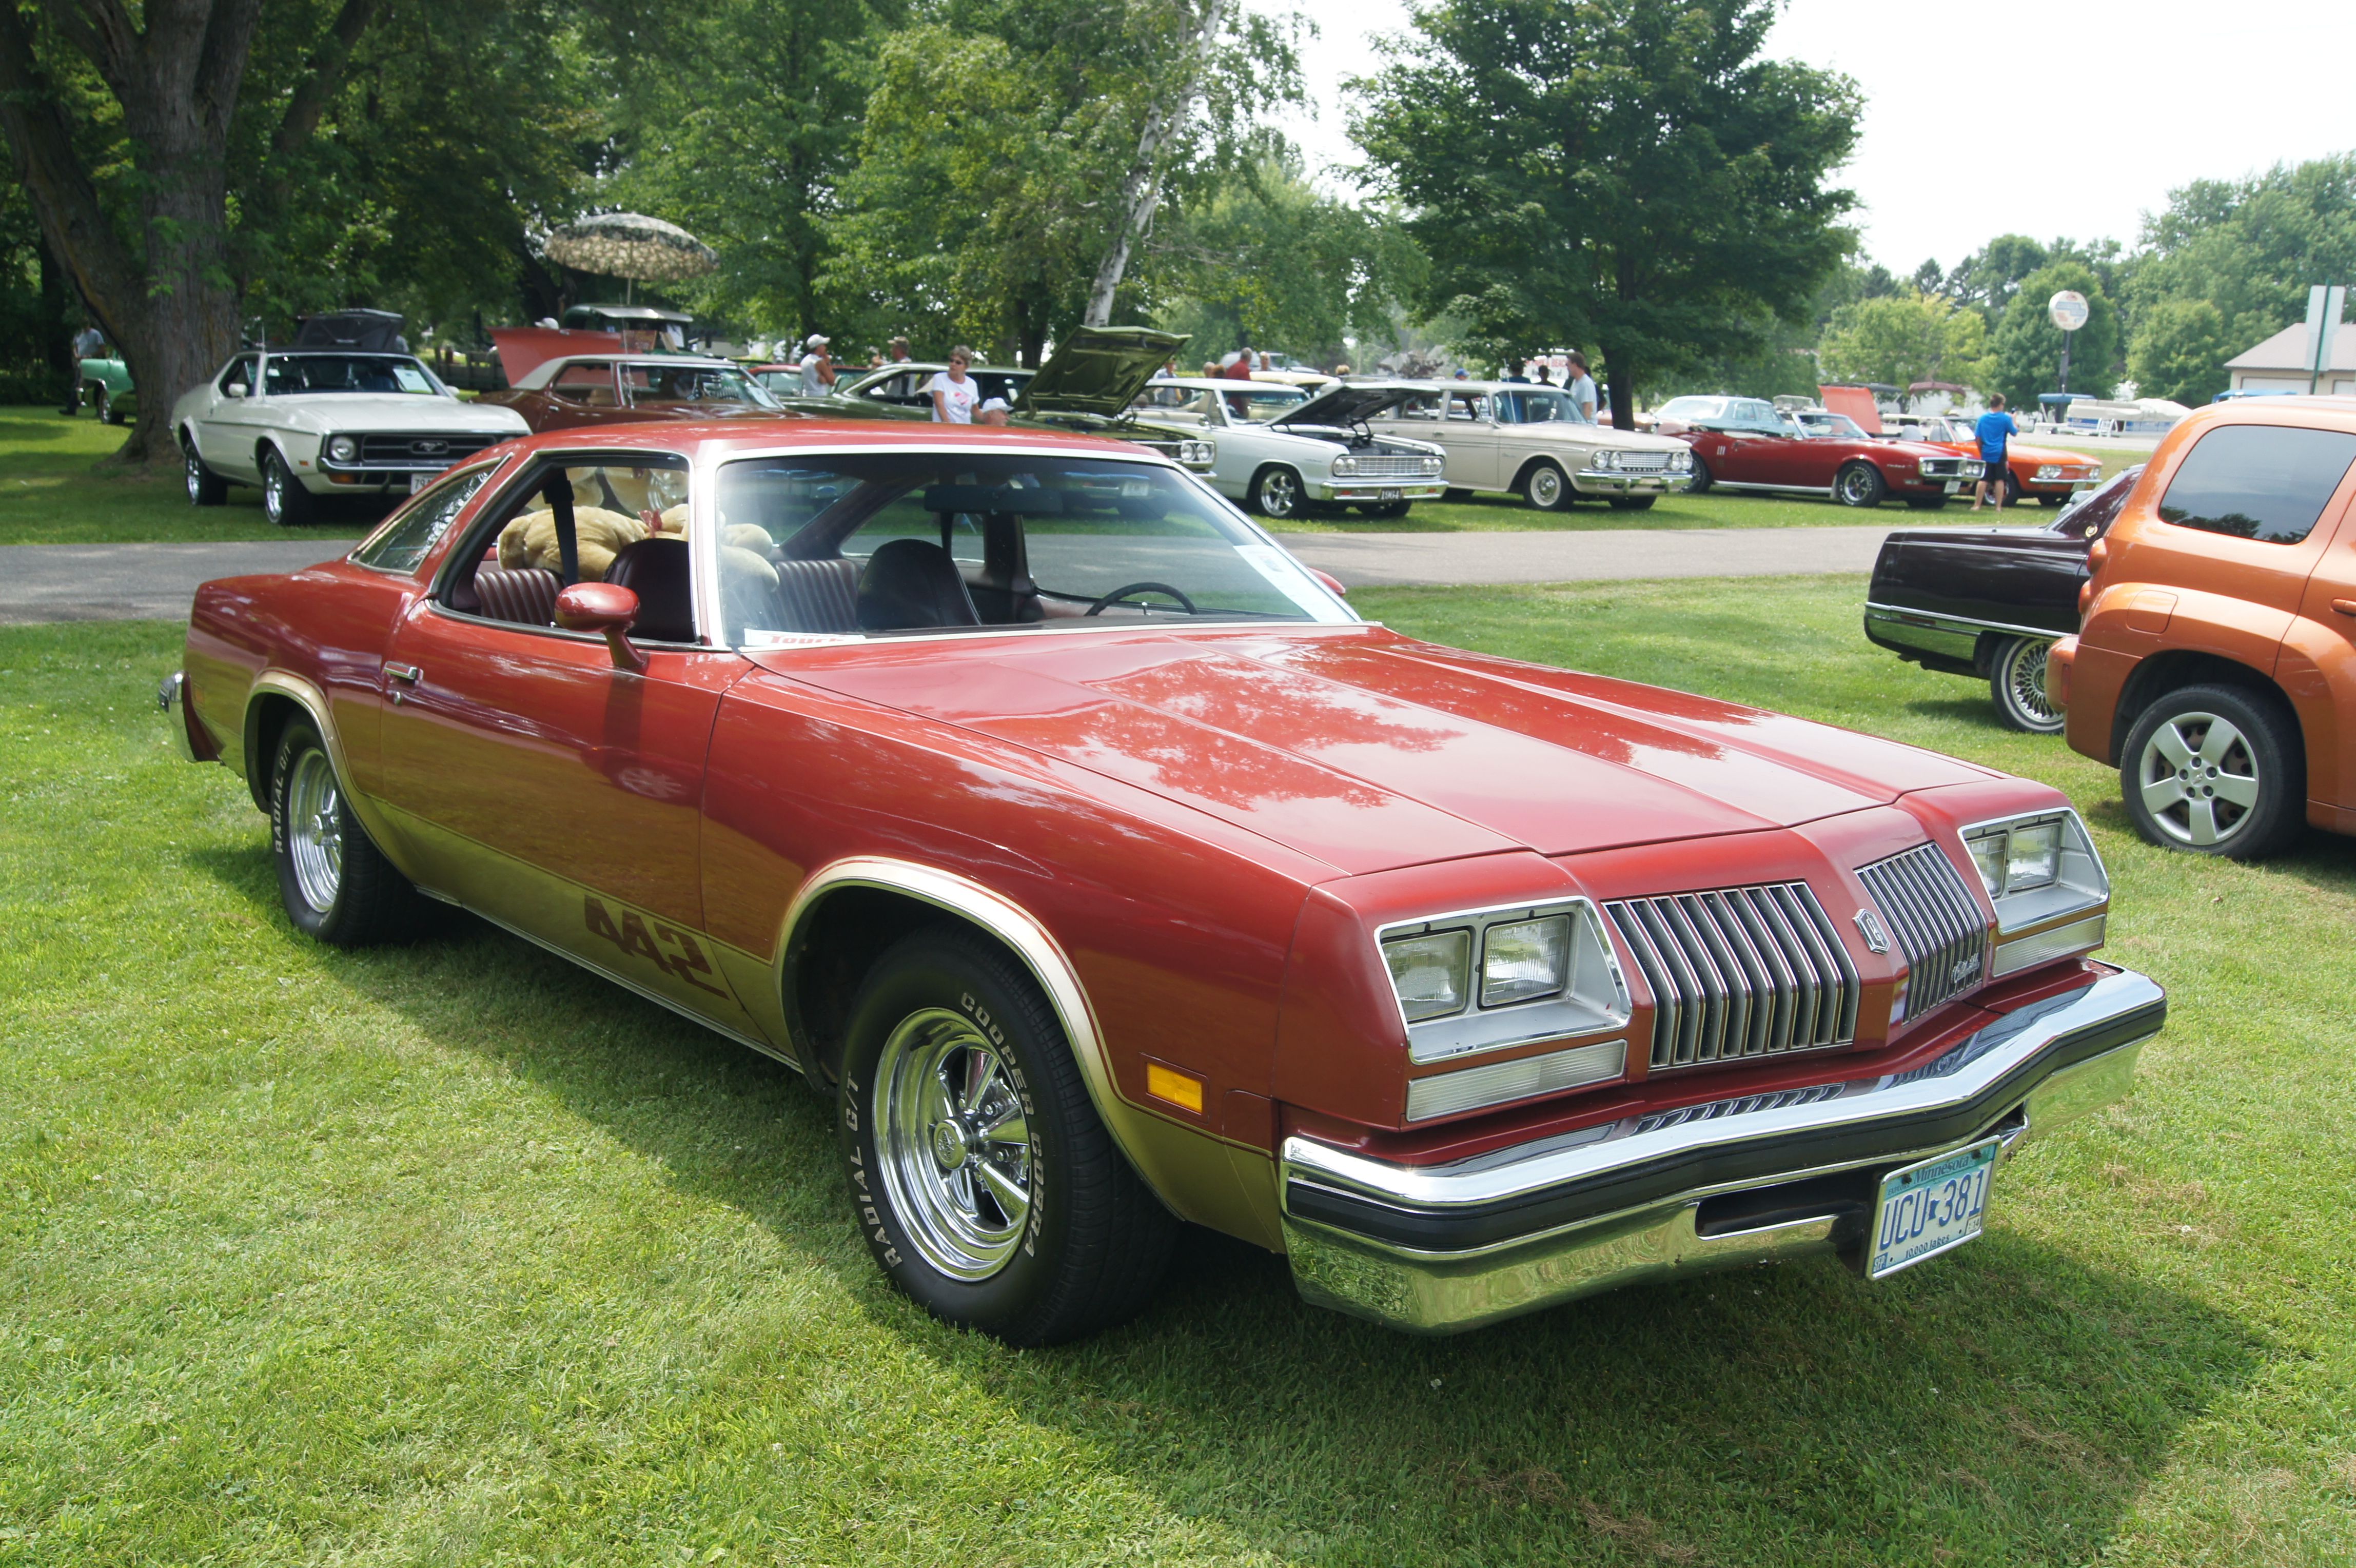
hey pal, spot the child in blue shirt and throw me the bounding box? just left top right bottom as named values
left=1972, top=394, right=2018, bottom=512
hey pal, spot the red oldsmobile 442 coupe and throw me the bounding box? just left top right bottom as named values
left=163, top=420, right=2161, bottom=1342
left=1656, top=395, right=1986, bottom=508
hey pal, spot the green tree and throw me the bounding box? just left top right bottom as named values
left=2131, top=154, right=2356, bottom=381
left=1352, top=0, right=1860, bottom=426
left=1817, top=290, right=1988, bottom=395
left=1942, top=234, right=2049, bottom=321
left=1987, top=261, right=2118, bottom=408
left=2127, top=297, right=2232, bottom=406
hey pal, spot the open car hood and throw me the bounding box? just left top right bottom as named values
left=1014, top=327, right=1189, bottom=418
left=1271, top=381, right=1418, bottom=430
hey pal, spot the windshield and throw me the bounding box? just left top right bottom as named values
left=262, top=355, right=442, bottom=396
left=622, top=363, right=778, bottom=408
left=1796, top=411, right=1868, bottom=440
left=713, top=452, right=1351, bottom=644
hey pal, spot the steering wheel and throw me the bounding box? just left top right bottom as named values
left=1085, top=581, right=1196, bottom=617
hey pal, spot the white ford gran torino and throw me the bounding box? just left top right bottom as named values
left=1130, top=378, right=1446, bottom=520
left=173, top=347, right=529, bottom=526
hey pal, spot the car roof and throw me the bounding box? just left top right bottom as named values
left=513, top=352, right=740, bottom=390
left=489, top=417, right=1165, bottom=463
left=252, top=347, right=420, bottom=357
left=1153, top=377, right=1313, bottom=391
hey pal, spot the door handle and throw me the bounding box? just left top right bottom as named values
left=386, top=662, right=420, bottom=703
left=2333, top=600, right=2356, bottom=617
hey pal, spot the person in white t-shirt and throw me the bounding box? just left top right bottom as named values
left=926, top=347, right=979, bottom=423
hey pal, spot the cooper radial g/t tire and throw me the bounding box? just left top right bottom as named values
left=1833, top=462, right=1887, bottom=508
left=838, top=929, right=1175, bottom=1346
left=1987, top=636, right=2064, bottom=734
left=270, top=717, right=430, bottom=945
left=2119, top=683, right=2305, bottom=859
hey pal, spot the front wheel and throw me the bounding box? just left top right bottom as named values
left=838, top=930, right=1175, bottom=1345
left=1522, top=460, right=1570, bottom=511
left=261, top=447, right=316, bottom=527
left=1833, top=462, right=1887, bottom=508
left=184, top=445, right=228, bottom=506
left=271, top=717, right=430, bottom=945
left=2119, top=684, right=2304, bottom=859
left=1246, top=465, right=1303, bottom=519
left=1987, top=636, right=2064, bottom=734
left=1685, top=455, right=1713, bottom=494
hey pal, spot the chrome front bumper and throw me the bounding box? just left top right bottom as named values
left=1313, top=480, right=1445, bottom=502
left=1572, top=469, right=1690, bottom=494
left=1280, top=967, right=2162, bottom=1333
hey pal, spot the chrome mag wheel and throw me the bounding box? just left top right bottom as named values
left=2136, top=710, right=2260, bottom=848
left=262, top=458, right=288, bottom=523
left=873, top=1007, right=1034, bottom=1281
left=1253, top=467, right=1301, bottom=518
left=1836, top=464, right=1882, bottom=505
left=284, top=746, right=345, bottom=912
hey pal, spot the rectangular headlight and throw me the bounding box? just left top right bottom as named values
left=1482, top=915, right=1569, bottom=1006
left=1383, top=929, right=1469, bottom=1021
left=1962, top=810, right=2109, bottom=936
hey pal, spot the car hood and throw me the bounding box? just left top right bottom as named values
left=1015, top=326, right=1191, bottom=418
left=779, top=629, right=1992, bottom=875
left=249, top=395, right=528, bottom=433
left=1273, top=381, right=1420, bottom=430
left=1926, top=438, right=2094, bottom=466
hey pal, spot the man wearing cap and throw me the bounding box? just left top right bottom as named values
left=977, top=397, right=1011, bottom=426
left=799, top=335, right=834, bottom=395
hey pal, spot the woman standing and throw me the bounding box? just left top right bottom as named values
left=926, top=347, right=980, bottom=423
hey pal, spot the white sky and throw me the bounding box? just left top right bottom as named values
left=1260, top=0, right=2356, bottom=274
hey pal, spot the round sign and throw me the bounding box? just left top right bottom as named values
left=2048, top=290, right=2090, bottom=332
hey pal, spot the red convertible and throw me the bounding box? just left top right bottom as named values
left=1655, top=395, right=1986, bottom=508
left=163, top=420, right=2161, bottom=1341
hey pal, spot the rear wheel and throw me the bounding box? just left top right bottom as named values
left=1606, top=495, right=1655, bottom=512
left=270, top=717, right=431, bottom=945
left=2120, top=684, right=2304, bottom=859
left=1246, top=465, right=1303, bottom=519
left=1522, top=460, right=1570, bottom=511
left=838, top=929, right=1175, bottom=1345
left=261, top=447, right=316, bottom=527
left=96, top=384, right=123, bottom=425
left=184, top=443, right=228, bottom=506
left=1987, top=637, right=2064, bottom=734
left=1833, top=462, right=1887, bottom=508
left=1685, top=455, right=1713, bottom=494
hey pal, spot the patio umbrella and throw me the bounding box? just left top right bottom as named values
left=543, top=213, right=718, bottom=290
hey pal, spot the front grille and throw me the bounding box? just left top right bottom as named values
left=350, top=433, right=505, bottom=469
left=1614, top=450, right=1669, bottom=472
left=1857, top=844, right=1988, bottom=1020
left=1345, top=454, right=1434, bottom=478
left=1606, top=883, right=1861, bottom=1070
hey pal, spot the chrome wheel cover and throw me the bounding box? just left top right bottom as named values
left=2137, top=710, right=2260, bottom=847
left=1256, top=468, right=1299, bottom=517
left=873, top=1007, right=1033, bottom=1281
left=285, top=748, right=344, bottom=912
left=1527, top=466, right=1563, bottom=508
left=2000, top=640, right=2063, bottom=731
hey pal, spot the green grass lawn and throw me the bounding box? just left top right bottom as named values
left=0, top=406, right=372, bottom=546
left=6, top=593, right=2354, bottom=1564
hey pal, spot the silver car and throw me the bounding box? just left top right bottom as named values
left=1130, top=379, right=1445, bottom=520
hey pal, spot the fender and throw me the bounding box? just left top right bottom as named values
left=779, top=856, right=1286, bottom=1249
left=241, top=671, right=412, bottom=879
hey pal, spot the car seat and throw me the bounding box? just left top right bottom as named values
left=855, top=538, right=979, bottom=632
left=603, top=537, right=696, bottom=642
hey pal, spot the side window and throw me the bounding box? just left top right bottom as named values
left=2157, top=425, right=2356, bottom=544
left=351, top=464, right=498, bottom=575
left=218, top=355, right=257, bottom=394
left=553, top=362, right=616, bottom=405
left=1397, top=394, right=1444, bottom=421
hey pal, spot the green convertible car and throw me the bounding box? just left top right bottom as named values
left=71, top=349, right=135, bottom=425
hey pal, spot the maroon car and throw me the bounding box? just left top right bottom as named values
left=1657, top=395, right=1986, bottom=509
left=477, top=350, right=792, bottom=434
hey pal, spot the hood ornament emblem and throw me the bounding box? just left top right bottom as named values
left=1853, top=909, right=1891, bottom=954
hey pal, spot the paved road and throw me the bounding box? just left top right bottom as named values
left=0, top=541, right=349, bottom=625
left=0, top=520, right=2017, bottom=622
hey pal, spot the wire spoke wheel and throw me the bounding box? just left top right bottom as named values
left=2135, top=710, right=2259, bottom=848
left=284, top=747, right=345, bottom=912
left=874, top=1007, right=1034, bottom=1281
left=1991, top=638, right=2064, bottom=733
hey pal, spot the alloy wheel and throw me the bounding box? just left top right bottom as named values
left=1838, top=466, right=1877, bottom=504
left=1255, top=468, right=1299, bottom=517
left=2135, top=710, right=2260, bottom=848
left=284, top=748, right=345, bottom=913
left=185, top=453, right=204, bottom=504
left=873, top=1007, right=1034, bottom=1281
left=263, top=459, right=287, bottom=524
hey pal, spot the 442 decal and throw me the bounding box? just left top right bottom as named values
left=584, top=896, right=731, bottom=999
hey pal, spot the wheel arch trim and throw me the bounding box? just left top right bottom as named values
left=2106, top=648, right=2298, bottom=766
left=241, top=671, right=409, bottom=865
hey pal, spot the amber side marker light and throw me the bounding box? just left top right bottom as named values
left=1144, top=1063, right=1205, bottom=1114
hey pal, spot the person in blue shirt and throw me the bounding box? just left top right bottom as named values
left=1970, top=393, right=2018, bottom=513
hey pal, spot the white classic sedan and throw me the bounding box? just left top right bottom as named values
left=1365, top=382, right=1696, bottom=512
left=1129, top=379, right=1445, bottom=519
left=172, top=348, right=529, bottom=526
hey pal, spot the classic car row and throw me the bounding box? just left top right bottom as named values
left=165, top=411, right=2164, bottom=1343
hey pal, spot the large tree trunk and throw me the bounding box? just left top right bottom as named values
left=1082, top=0, right=1230, bottom=328
left=0, top=0, right=290, bottom=466
left=1599, top=343, right=1635, bottom=429
left=34, top=234, right=74, bottom=396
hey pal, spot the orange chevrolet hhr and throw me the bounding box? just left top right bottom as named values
left=2049, top=398, right=2356, bottom=859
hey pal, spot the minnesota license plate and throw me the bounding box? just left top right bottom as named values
left=1868, top=1137, right=1999, bottom=1279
